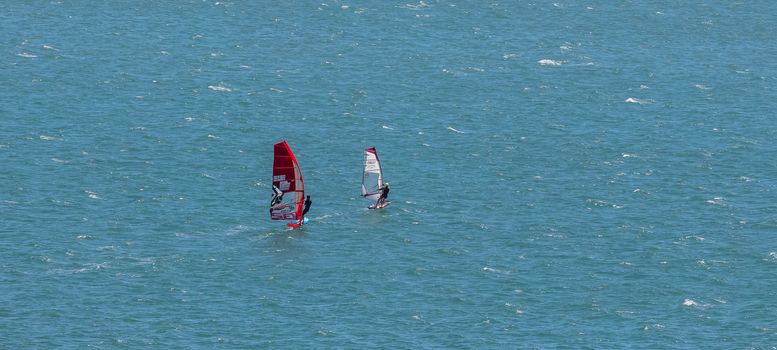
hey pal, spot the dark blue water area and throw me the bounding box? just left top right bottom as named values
left=2, top=1, right=777, bottom=348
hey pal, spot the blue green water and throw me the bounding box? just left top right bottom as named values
left=3, top=1, right=777, bottom=348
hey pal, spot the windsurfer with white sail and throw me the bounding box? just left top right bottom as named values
left=376, top=183, right=390, bottom=208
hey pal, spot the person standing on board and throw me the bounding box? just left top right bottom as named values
left=377, top=183, right=390, bottom=208
left=300, top=195, right=312, bottom=223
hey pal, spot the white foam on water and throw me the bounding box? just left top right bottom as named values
left=695, top=84, right=710, bottom=90
left=85, top=190, right=100, bottom=199
left=643, top=323, right=665, bottom=330
left=17, top=52, right=37, bottom=58
left=482, top=266, right=510, bottom=274
left=538, top=59, right=562, bottom=66
left=208, top=85, right=232, bottom=92
left=51, top=262, right=109, bottom=275
left=624, top=97, right=653, bottom=104
left=223, top=224, right=253, bottom=236
left=705, top=197, right=724, bottom=206
left=399, top=1, right=429, bottom=10
left=39, top=135, right=59, bottom=141
left=446, top=126, right=463, bottom=133
left=682, top=298, right=710, bottom=308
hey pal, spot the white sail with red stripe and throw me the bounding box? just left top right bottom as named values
left=362, top=147, right=384, bottom=205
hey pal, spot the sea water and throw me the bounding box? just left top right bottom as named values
left=2, top=1, right=777, bottom=348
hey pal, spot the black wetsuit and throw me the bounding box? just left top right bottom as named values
left=302, top=197, right=312, bottom=216
left=379, top=186, right=390, bottom=201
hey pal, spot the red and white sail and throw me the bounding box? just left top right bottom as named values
left=362, top=147, right=384, bottom=204
left=270, top=141, right=304, bottom=222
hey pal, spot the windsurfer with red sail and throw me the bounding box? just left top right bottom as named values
left=299, top=195, right=312, bottom=224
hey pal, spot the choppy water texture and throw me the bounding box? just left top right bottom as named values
left=2, top=1, right=777, bottom=348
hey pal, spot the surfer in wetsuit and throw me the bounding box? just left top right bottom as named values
left=376, top=183, right=390, bottom=207
left=300, top=195, right=312, bottom=222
